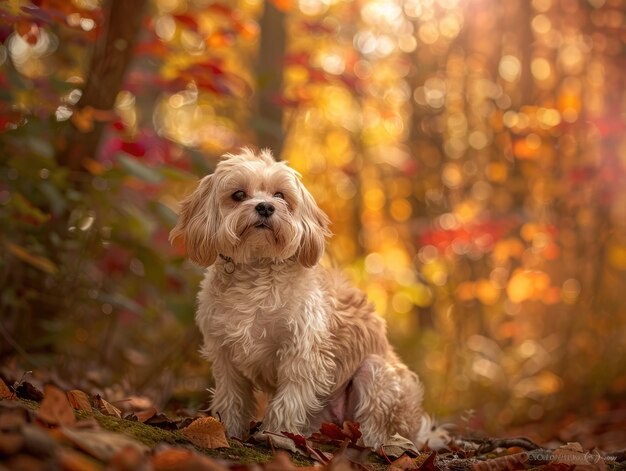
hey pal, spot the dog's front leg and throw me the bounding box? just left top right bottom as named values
left=211, top=353, right=255, bottom=438
left=262, top=350, right=330, bottom=436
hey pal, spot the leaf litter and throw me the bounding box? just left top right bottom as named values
left=0, top=377, right=624, bottom=471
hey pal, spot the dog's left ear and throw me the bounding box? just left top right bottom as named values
left=169, top=174, right=219, bottom=267
left=297, top=181, right=331, bottom=267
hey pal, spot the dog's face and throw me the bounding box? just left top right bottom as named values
left=170, top=148, right=330, bottom=267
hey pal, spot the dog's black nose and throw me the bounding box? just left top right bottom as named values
left=255, top=202, right=275, bottom=217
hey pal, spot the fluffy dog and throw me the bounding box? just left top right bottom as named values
left=171, top=148, right=446, bottom=449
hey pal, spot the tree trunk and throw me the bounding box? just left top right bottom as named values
left=254, top=1, right=286, bottom=158
left=55, top=0, right=148, bottom=171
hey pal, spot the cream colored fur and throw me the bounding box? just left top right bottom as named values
left=170, top=148, right=447, bottom=449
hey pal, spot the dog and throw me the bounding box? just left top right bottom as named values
left=170, top=148, right=448, bottom=450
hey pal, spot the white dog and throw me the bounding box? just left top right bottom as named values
left=170, top=148, right=447, bottom=449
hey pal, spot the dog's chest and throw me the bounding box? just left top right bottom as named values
left=214, top=306, right=286, bottom=390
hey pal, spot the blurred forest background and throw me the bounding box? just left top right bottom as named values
left=1, top=0, right=626, bottom=444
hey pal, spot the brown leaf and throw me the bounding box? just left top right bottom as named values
left=144, top=412, right=179, bottom=430
left=0, top=432, right=24, bottom=455
left=0, top=378, right=14, bottom=399
left=134, top=407, right=157, bottom=423
left=109, top=445, right=149, bottom=471
left=0, top=406, right=29, bottom=431
left=472, top=452, right=529, bottom=471
left=389, top=454, right=420, bottom=470
left=61, top=427, right=148, bottom=462
left=57, top=448, right=103, bottom=471
left=93, top=394, right=122, bottom=418
left=181, top=417, right=229, bottom=449
left=67, top=390, right=92, bottom=412
left=151, top=447, right=229, bottom=471
left=553, top=442, right=606, bottom=471
left=38, top=384, right=76, bottom=426
left=5, top=455, right=46, bottom=471
left=15, top=381, right=44, bottom=402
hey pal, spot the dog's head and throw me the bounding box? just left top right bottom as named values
left=170, top=148, right=330, bottom=267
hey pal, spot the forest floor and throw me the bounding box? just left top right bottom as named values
left=1, top=375, right=625, bottom=471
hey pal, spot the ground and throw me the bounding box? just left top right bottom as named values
left=0, top=378, right=625, bottom=471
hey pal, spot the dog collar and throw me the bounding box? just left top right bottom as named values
left=219, top=254, right=235, bottom=274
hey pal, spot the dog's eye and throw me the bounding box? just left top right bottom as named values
left=273, top=192, right=285, bottom=200
left=232, top=190, right=246, bottom=202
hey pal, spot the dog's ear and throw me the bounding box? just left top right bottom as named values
left=297, top=182, right=331, bottom=268
left=169, top=174, right=218, bottom=267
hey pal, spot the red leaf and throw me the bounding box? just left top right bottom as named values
left=172, top=14, right=198, bottom=31
left=281, top=431, right=308, bottom=450
left=320, top=422, right=346, bottom=441
left=120, top=141, right=146, bottom=157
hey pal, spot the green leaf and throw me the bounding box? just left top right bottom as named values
left=118, top=155, right=164, bottom=183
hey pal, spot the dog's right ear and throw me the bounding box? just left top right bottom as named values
left=169, top=174, right=218, bottom=267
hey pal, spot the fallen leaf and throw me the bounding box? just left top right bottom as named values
left=281, top=431, right=308, bottom=450
left=144, top=412, right=178, bottom=430
left=0, top=378, right=14, bottom=399
left=380, top=434, right=419, bottom=459
left=61, top=427, right=148, bottom=462
left=15, top=381, right=44, bottom=402
left=67, top=390, right=92, bottom=412
left=134, top=407, right=157, bottom=423
left=0, top=432, right=24, bottom=455
left=553, top=442, right=606, bottom=471
left=5, top=455, right=46, bottom=471
left=93, top=394, right=122, bottom=418
left=109, top=445, right=149, bottom=471
left=152, top=447, right=229, bottom=471
left=57, top=448, right=103, bottom=471
left=389, top=454, right=420, bottom=470
left=21, top=424, right=60, bottom=457
left=0, top=406, right=29, bottom=430
left=181, top=417, right=229, bottom=449
left=472, top=452, right=528, bottom=471
left=38, top=384, right=76, bottom=426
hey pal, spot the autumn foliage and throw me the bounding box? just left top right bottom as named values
left=1, top=0, right=626, bottom=457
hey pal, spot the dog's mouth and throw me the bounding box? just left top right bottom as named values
left=239, top=220, right=274, bottom=237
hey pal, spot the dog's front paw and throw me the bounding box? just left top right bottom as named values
left=252, top=430, right=303, bottom=454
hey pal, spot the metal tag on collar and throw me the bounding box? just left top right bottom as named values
left=220, top=254, right=235, bottom=274
left=224, top=260, right=235, bottom=274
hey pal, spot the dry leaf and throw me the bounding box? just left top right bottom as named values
left=389, top=454, right=420, bottom=470
left=472, top=452, right=528, bottom=471
left=57, top=448, right=103, bottom=471
left=553, top=442, right=606, bottom=471
left=380, top=434, right=419, bottom=459
left=61, top=427, right=148, bottom=462
left=151, top=447, right=229, bottom=471
left=134, top=407, right=157, bottom=423
left=109, top=445, right=150, bottom=471
left=38, top=384, right=76, bottom=426
left=93, top=394, right=122, bottom=418
left=67, top=390, right=92, bottom=412
left=181, top=417, right=229, bottom=449
left=0, top=378, right=14, bottom=400
left=0, top=432, right=24, bottom=455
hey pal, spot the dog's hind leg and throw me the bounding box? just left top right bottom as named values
left=351, top=354, right=425, bottom=448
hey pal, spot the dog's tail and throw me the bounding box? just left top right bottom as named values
left=414, top=413, right=452, bottom=451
